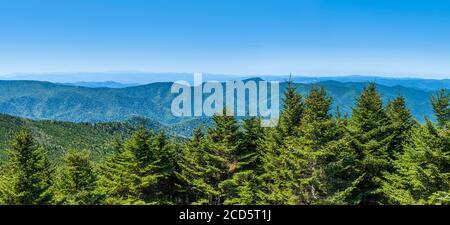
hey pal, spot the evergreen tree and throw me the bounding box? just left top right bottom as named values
left=382, top=121, right=450, bottom=204
left=97, top=127, right=162, bottom=204
left=317, top=103, right=360, bottom=205
left=385, top=96, right=415, bottom=156
left=176, top=128, right=213, bottom=204
left=177, top=127, right=227, bottom=205
left=178, top=112, right=241, bottom=205
left=0, top=129, right=53, bottom=205
left=257, top=83, right=307, bottom=205
left=221, top=117, right=265, bottom=205
left=55, top=150, right=100, bottom=205
left=431, top=89, right=450, bottom=128
left=278, top=80, right=304, bottom=137
left=346, top=83, right=391, bottom=204
left=238, top=117, right=265, bottom=171
left=258, top=127, right=298, bottom=204
left=150, top=131, right=181, bottom=204
left=284, top=86, right=340, bottom=204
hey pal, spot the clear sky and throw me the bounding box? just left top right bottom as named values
left=0, top=0, right=449, bottom=78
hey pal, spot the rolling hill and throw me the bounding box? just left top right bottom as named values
left=0, top=113, right=204, bottom=163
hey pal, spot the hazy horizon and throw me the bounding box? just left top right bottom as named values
left=1, top=71, right=449, bottom=81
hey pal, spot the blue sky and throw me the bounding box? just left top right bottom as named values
left=0, top=0, right=449, bottom=78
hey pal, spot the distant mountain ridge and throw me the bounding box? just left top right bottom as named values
left=0, top=79, right=439, bottom=124
left=2, top=72, right=448, bottom=91
left=60, top=81, right=140, bottom=88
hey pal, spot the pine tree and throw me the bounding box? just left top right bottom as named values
left=431, top=89, right=450, bottom=128
left=346, top=83, right=391, bottom=204
left=55, top=150, right=100, bottom=205
left=97, top=127, right=162, bottom=204
left=0, top=129, right=53, bottom=205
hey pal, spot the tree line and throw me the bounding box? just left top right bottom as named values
left=0, top=83, right=448, bottom=205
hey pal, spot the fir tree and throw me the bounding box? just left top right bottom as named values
left=97, top=127, right=162, bottom=204
left=382, top=121, right=450, bottom=204
left=278, top=80, right=304, bottom=137
left=238, top=117, right=265, bottom=171
left=346, top=83, right=391, bottom=204
left=385, top=96, right=415, bottom=156
left=284, top=86, right=340, bottom=204
left=221, top=117, right=265, bottom=205
left=55, top=150, right=101, bottom=205
left=431, top=89, right=450, bottom=128
left=149, top=131, right=181, bottom=204
left=176, top=128, right=212, bottom=204
left=258, top=83, right=306, bottom=205
left=0, top=129, right=53, bottom=205
left=177, top=127, right=227, bottom=205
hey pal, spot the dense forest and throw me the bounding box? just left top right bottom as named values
left=0, top=79, right=437, bottom=124
left=0, top=83, right=448, bottom=205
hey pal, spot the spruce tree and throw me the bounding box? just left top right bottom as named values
left=278, top=80, right=304, bottom=137
left=258, top=83, right=306, bottom=205
left=177, top=127, right=227, bottom=205
left=149, top=131, right=181, bottom=204
left=382, top=93, right=450, bottom=205
left=55, top=150, right=100, bottom=205
left=317, top=103, right=360, bottom=205
left=178, top=111, right=241, bottom=205
left=382, top=121, right=450, bottom=204
left=385, top=96, right=415, bottom=156
left=221, top=117, right=265, bottom=205
left=97, top=127, right=162, bottom=204
left=284, top=86, right=340, bottom=204
left=346, top=83, right=391, bottom=204
left=0, top=129, right=53, bottom=205
left=176, top=128, right=214, bottom=204
left=431, top=89, right=450, bottom=128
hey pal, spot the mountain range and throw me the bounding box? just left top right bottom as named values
left=2, top=72, right=449, bottom=90
left=0, top=78, right=444, bottom=126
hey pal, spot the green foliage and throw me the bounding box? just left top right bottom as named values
left=278, top=80, right=304, bottom=137
left=96, top=127, right=174, bottom=204
left=341, top=84, right=394, bottom=204
left=0, top=113, right=137, bottom=162
left=257, top=83, right=306, bottom=205
left=382, top=121, right=450, bottom=204
left=286, top=86, right=341, bottom=204
left=0, top=85, right=448, bottom=205
left=0, top=129, right=53, bottom=205
left=54, top=150, right=101, bottom=205
left=385, top=96, right=416, bottom=156
left=431, top=89, right=450, bottom=128
left=221, top=117, right=265, bottom=205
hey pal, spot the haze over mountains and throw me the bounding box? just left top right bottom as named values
left=0, top=75, right=446, bottom=126
left=2, top=72, right=449, bottom=90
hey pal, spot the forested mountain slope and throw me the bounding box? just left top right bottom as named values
left=0, top=80, right=436, bottom=123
